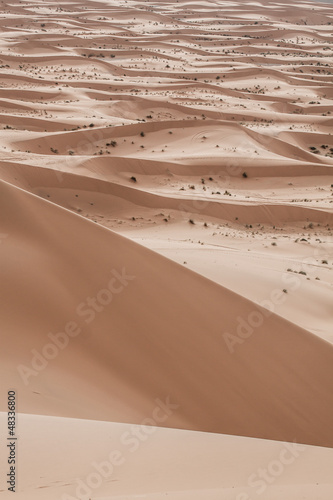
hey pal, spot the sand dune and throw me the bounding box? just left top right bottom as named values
left=1, top=412, right=333, bottom=500
left=1, top=160, right=332, bottom=227
left=0, top=0, right=333, bottom=497
left=1, top=179, right=333, bottom=449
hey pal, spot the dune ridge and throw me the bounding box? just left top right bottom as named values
left=0, top=0, right=333, bottom=498
left=1, top=179, right=333, bottom=449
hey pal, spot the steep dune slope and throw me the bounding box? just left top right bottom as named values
left=0, top=0, right=333, bottom=497
left=1, top=179, right=333, bottom=447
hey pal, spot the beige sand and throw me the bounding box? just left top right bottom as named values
left=0, top=0, right=332, bottom=498
left=1, top=412, right=333, bottom=499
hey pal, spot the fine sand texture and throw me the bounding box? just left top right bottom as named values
left=0, top=0, right=332, bottom=498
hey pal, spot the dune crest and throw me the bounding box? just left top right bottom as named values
left=1, top=179, right=333, bottom=448
left=0, top=0, right=333, bottom=497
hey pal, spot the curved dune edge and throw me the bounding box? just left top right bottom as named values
left=0, top=1, right=333, bottom=498
left=10, top=120, right=333, bottom=166
left=1, top=179, right=333, bottom=448
left=1, top=412, right=333, bottom=499
left=0, top=160, right=332, bottom=226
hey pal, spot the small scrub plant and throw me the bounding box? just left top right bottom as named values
left=130, top=176, right=137, bottom=182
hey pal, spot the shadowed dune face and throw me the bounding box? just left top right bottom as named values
left=1, top=179, right=333, bottom=449
left=0, top=2, right=333, bottom=499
